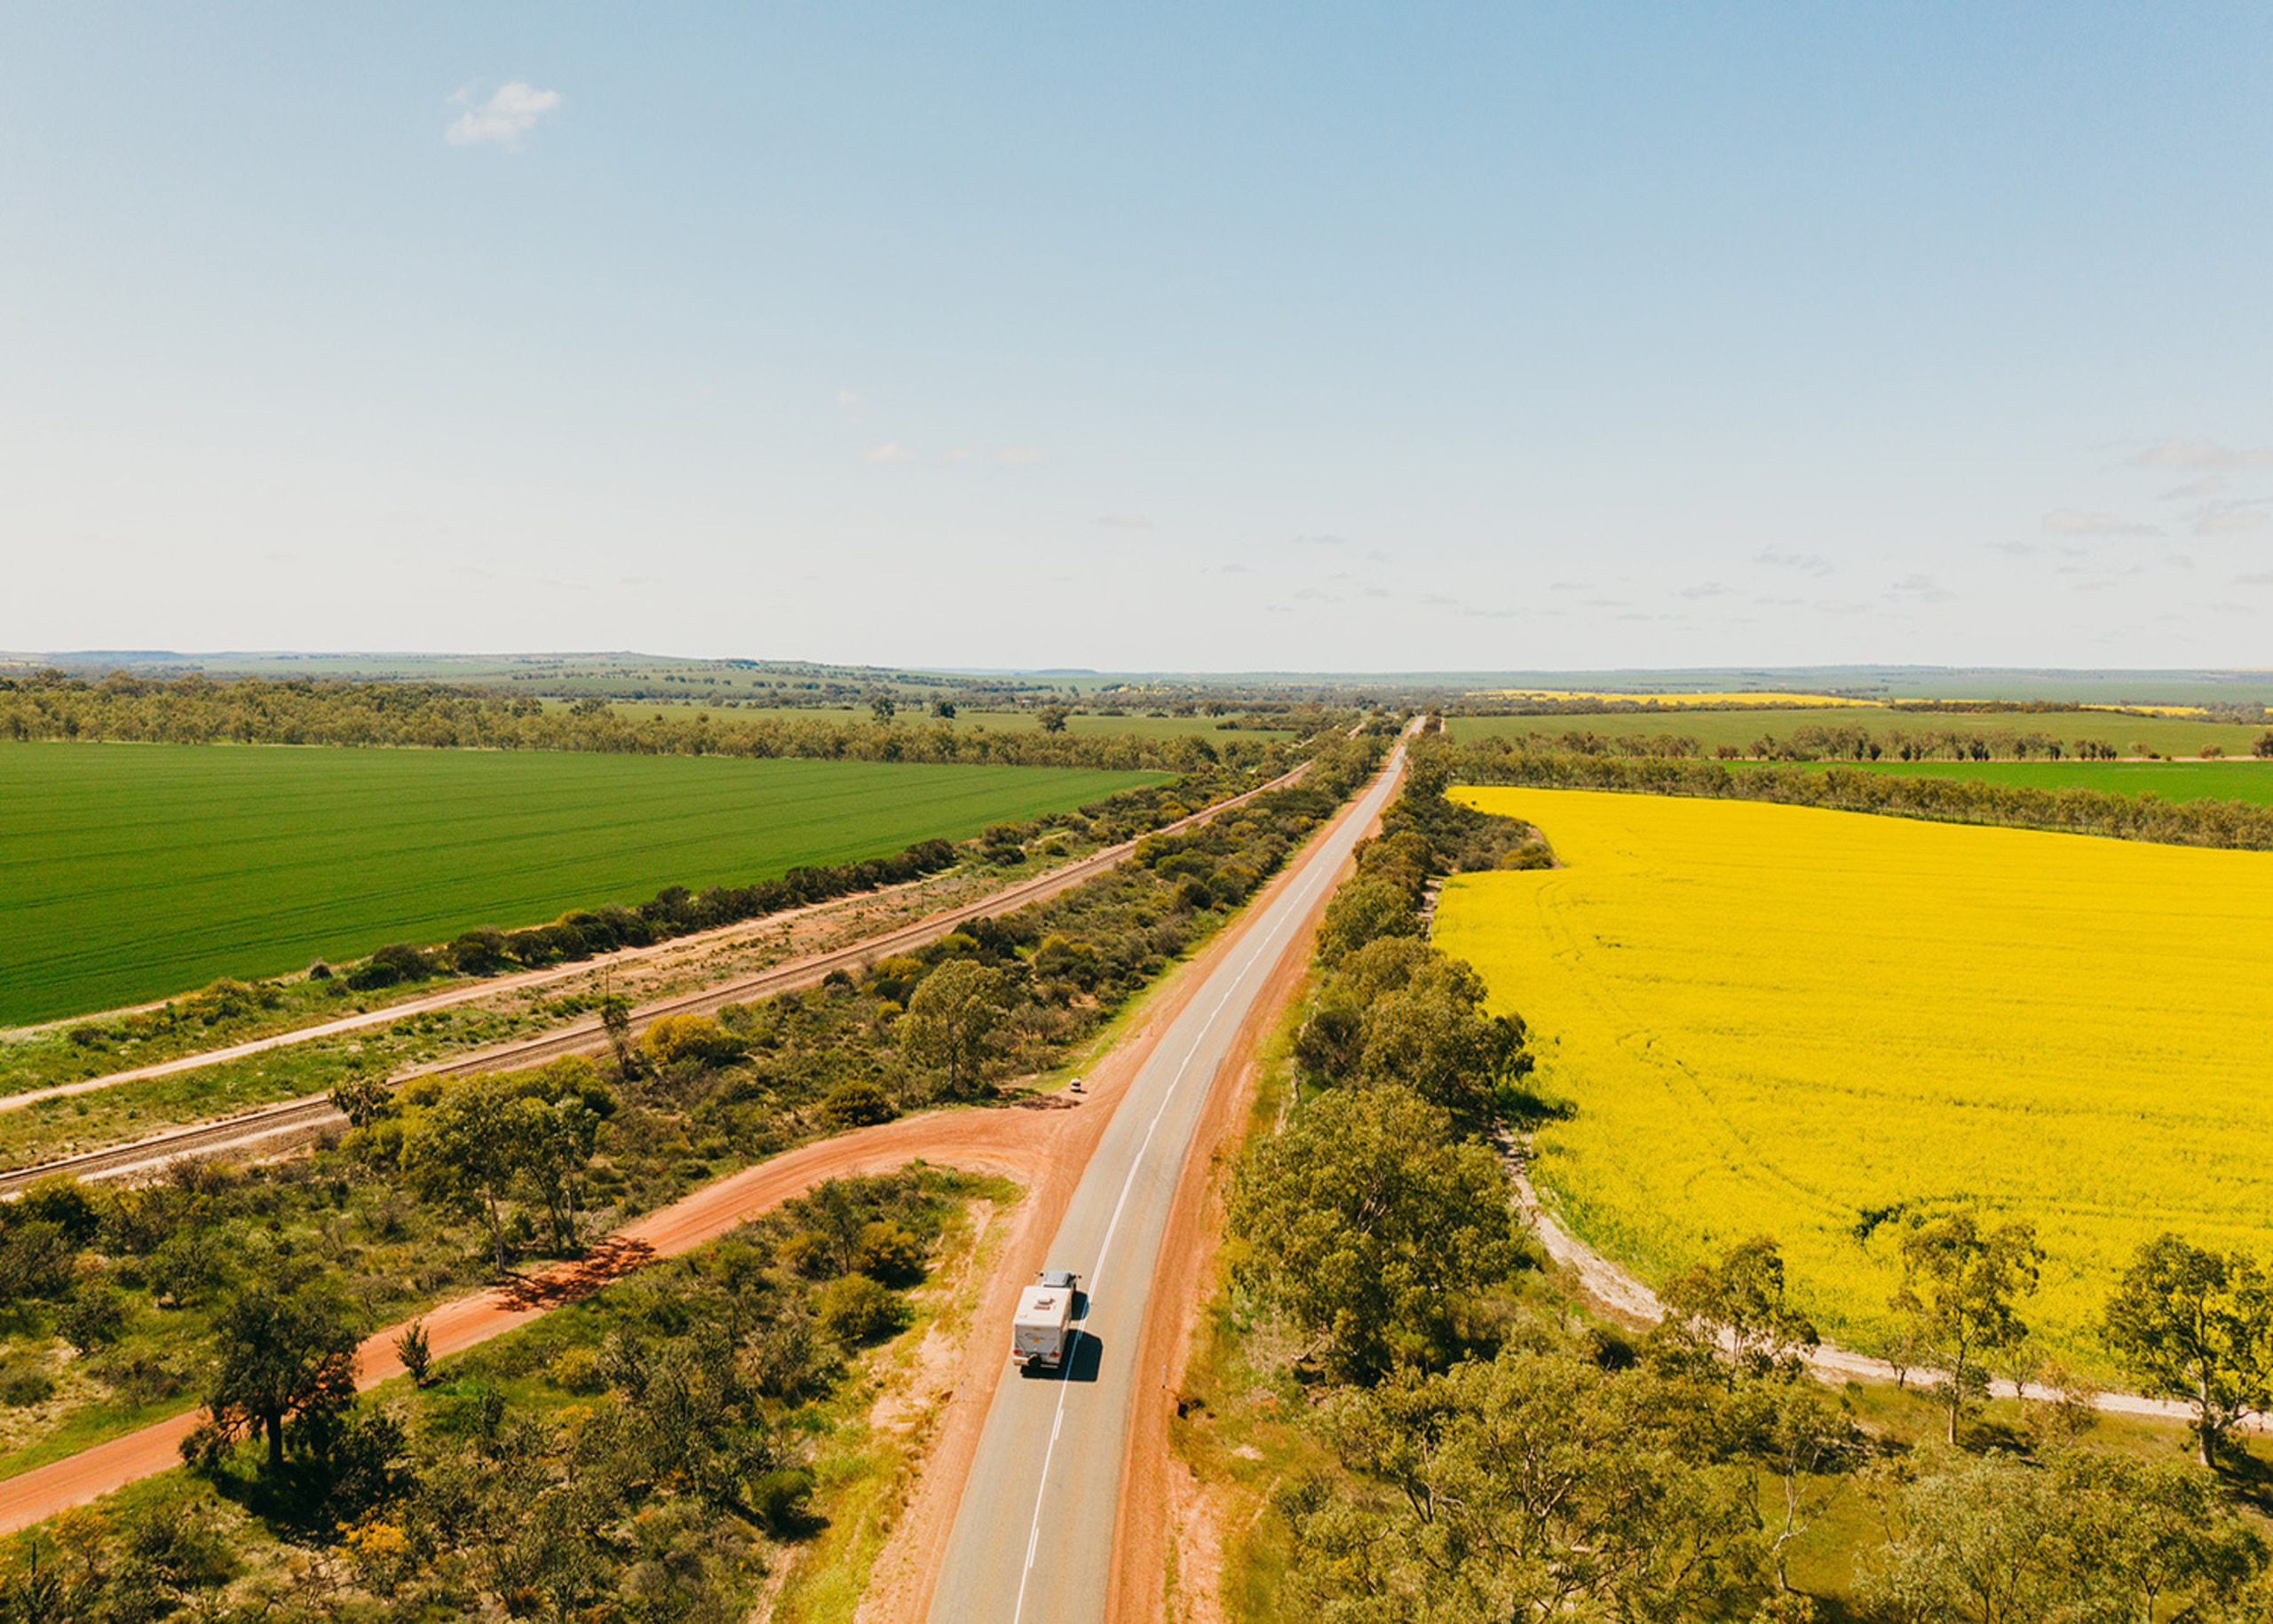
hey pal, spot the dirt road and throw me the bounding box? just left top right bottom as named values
left=0, top=1104, right=1061, bottom=1536
left=1509, top=1159, right=2216, bottom=1429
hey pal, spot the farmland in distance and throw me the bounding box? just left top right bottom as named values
left=1432, top=785, right=2273, bottom=1363
left=1445, top=705, right=2271, bottom=758
left=0, top=743, right=1160, bottom=1026
left=1792, top=757, right=2273, bottom=804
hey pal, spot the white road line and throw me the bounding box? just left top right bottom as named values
left=1004, top=751, right=1396, bottom=1624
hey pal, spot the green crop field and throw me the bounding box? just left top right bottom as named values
left=1446, top=705, right=2272, bottom=757
left=0, top=743, right=1160, bottom=1026
left=1794, top=757, right=2273, bottom=804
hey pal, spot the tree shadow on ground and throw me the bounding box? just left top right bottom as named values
left=493, top=1236, right=656, bottom=1311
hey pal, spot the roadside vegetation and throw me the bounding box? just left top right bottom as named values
left=0, top=1167, right=1002, bottom=1620
left=0, top=734, right=1388, bottom=1573
left=1178, top=777, right=2273, bottom=1620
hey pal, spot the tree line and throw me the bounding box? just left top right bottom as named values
left=1419, top=737, right=2273, bottom=850
left=0, top=670, right=1330, bottom=774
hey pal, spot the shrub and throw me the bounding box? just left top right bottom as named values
left=57, top=1288, right=127, bottom=1353
left=854, top=1220, right=925, bottom=1285
left=446, top=928, right=511, bottom=976
left=750, top=1466, right=818, bottom=1534
left=815, top=1274, right=905, bottom=1346
left=546, top=1345, right=604, bottom=1394
left=822, top=1081, right=898, bottom=1130
left=347, top=942, right=434, bottom=991
left=0, top=1361, right=55, bottom=1408
left=641, top=1014, right=745, bottom=1068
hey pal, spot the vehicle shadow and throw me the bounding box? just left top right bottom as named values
left=1019, top=1322, right=1104, bottom=1383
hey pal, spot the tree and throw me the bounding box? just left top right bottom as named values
left=1888, top=1212, right=2043, bottom=1444
left=598, top=995, right=638, bottom=1079
left=1313, top=877, right=1419, bottom=963
left=518, top=1095, right=602, bottom=1252
left=206, top=1286, right=359, bottom=1472
left=329, top=1072, right=393, bottom=1129
left=1864, top=1446, right=2265, bottom=1624
left=931, top=698, right=957, bottom=719
left=1230, top=1084, right=1519, bottom=1378
left=869, top=693, right=896, bottom=725
left=1744, top=1378, right=1859, bottom=1592
left=1352, top=958, right=1527, bottom=1129
left=2102, top=1232, right=2273, bottom=1468
left=1656, top=1236, right=1820, bottom=1385
left=898, top=961, right=1012, bottom=1097
left=1035, top=704, right=1070, bottom=733
left=406, top=1077, right=532, bottom=1276
left=1288, top=1349, right=1766, bottom=1620
left=393, top=1321, right=433, bottom=1388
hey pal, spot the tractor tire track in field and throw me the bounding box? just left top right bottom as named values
left=0, top=761, right=1313, bottom=1192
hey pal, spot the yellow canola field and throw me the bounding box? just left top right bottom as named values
left=1470, top=690, right=1877, bottom=708
left=1435, top=786, right=2273, bottom=1360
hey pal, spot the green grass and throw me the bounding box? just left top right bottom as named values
left=1446, top=706, right=2273, bottom=757
left=1794, top=757, right=2273, bottom=804
left=0, top=743, right=1158, bottom=1026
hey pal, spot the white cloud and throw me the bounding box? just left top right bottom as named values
left=2128, top=439, right=2273, bottom=471
left=1096, top=512, right=1152, bottom=529
left=1889, top=573, right=1954, bottom=603
left=1678, top=582, right=1728, bottom=599
left=1753, top=547, right=1833, bottom=575
left=447, top=82, right=564, bottom=149
left=995, top=446, right=1044, bottom=465
left=2196, top=507, right=2269, bottom=535
left=1288, top=533, right=1348, bottom=548
left=2040, top=509, right=2158, bottom=537
left=941, top=448, right=976, bottom=463
left=2158, top=475, right=2226, bottom=502
left=861, top=441, right=916, bottom=464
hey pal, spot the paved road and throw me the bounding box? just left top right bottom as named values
left=927, top=736, right=1407, bottom=1624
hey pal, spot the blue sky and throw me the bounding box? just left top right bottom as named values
left=4, top=4, right=2269, bottom=671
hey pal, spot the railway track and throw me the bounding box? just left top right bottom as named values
left=0, top=757, right=1319, bottom=1195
